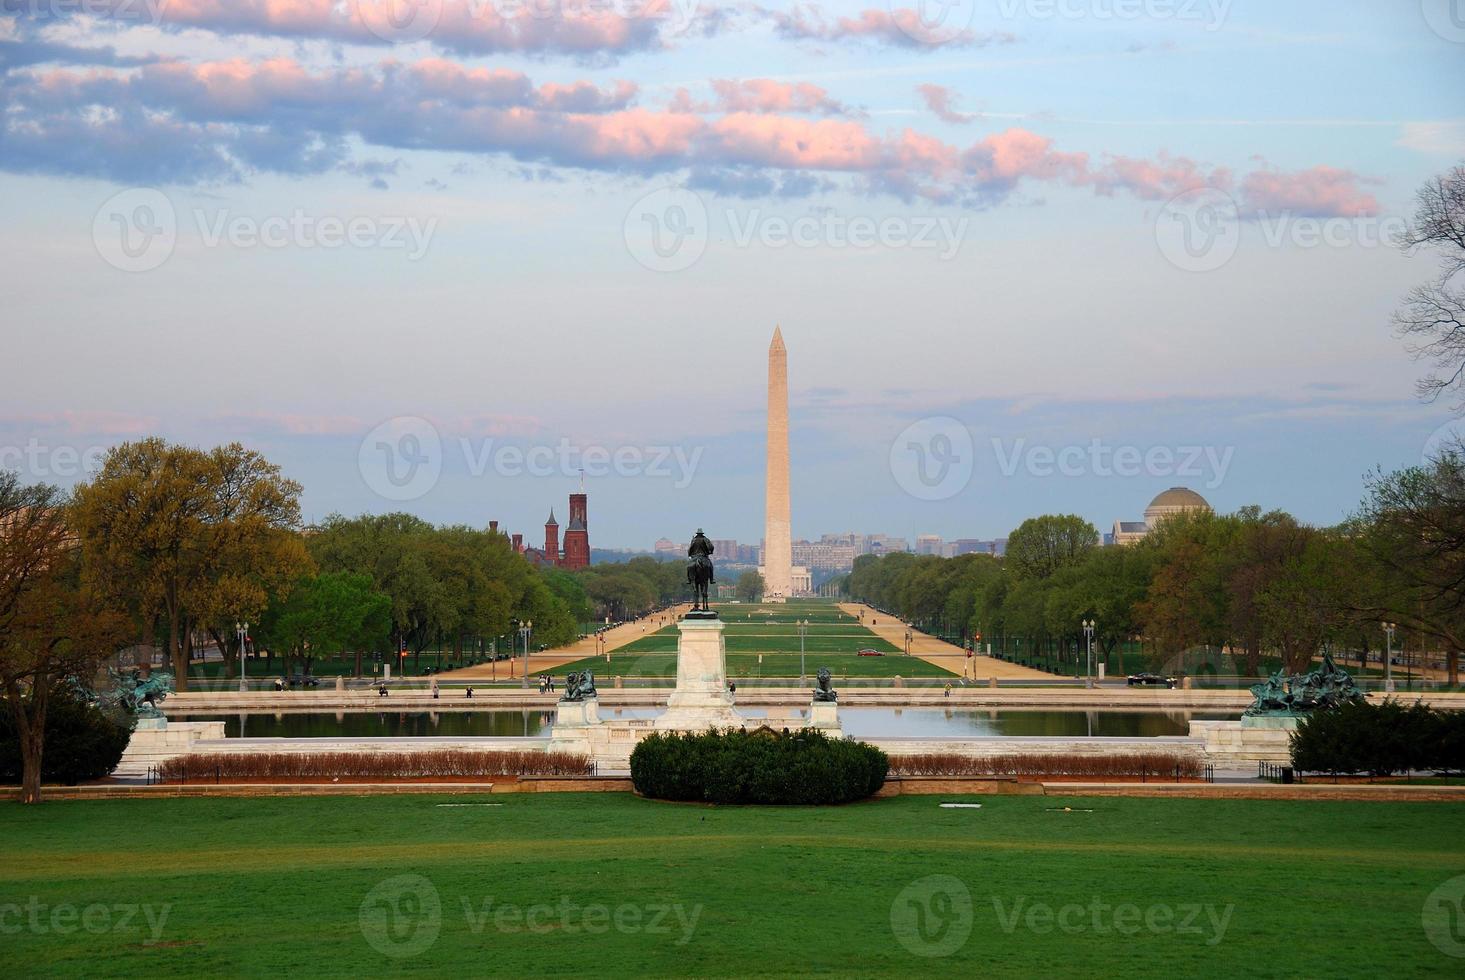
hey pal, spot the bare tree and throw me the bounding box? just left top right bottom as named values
left=0, top=473, right=129, bottom=803
left=1394, top=164, right=1465, bottom=412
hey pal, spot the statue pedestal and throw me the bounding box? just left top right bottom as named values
left=808, top=700, right=842, bottom=738
left=554, top=698, right=601, bottom=728
left=655, top=618, right=743, bottom=730
left=1241, top=715, right=1301, bottom=731
left=135, top=716, right=168, bottom=731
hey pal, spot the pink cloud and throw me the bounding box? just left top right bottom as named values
left=768, top=6, right=1018, bottom=49
left=65, top=0, right=667, bottom=57
left=1, top=56, right=1383, bottom=217
left=917, top=84, right=977, bottom=125
left=1240, top=165, right=1382, bottom=218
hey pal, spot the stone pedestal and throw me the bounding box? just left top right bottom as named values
left=1190, top=717, right=1298, bottom=766
left=808, top=700, right=842, bottom=738
left=655, top=618, right=744, bottom=730
left=554, top=698, right=601, bottom=728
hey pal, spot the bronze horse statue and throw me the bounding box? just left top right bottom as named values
left=687, top=528, right=715, bottom=613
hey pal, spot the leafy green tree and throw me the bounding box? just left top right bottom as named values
left=1005, top=515, right=1099, bottom=580
left=735, top=570, right=764, bottom=603
left=261, top=572, right=390, bottom=676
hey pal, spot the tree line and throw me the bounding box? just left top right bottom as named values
left=850, top=443, right=1465, bottom=684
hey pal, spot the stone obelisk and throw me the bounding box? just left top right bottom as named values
left=763, top=326, right=793, bottom=601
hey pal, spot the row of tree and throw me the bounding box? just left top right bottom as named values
left=850, top=442, right=1465, bottom=683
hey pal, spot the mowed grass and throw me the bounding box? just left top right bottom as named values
left=556, top=652, right=956, bottom=679
left=1, top=794, right=1461, bottom=977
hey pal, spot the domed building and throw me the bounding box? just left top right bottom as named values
left=1111, top=487, right=1211, bottom=545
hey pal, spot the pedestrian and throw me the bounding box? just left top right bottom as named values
left=943, top=683, right=951, bottom=699
left=466, top=686, right=474, bottom=699
left=431, top=678, right=440, bottom=700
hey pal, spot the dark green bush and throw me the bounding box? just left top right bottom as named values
left=1291, top=699, right=1458, bottom=776
left=0, top=687, right=133, bottom=785
left=630, top=728, right=888, bottom=805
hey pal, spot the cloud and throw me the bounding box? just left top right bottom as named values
left=14, top=0, right=672, bottom=59
left=0, top=38, right=158, bottom=69
left=0, top=56, right=1379, bottom=216
left=1239, top=164, right=1381, bottom=218
left=1396, top=121, right=1465, bottom=157
left=763, top=5, right=1018, bottom=49
left=671, top=78, right=856, bottom=117
left=917, top=84, right=976, bottom=124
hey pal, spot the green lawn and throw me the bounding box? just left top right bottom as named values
left=556, top=652, right=957, bottom=679
left=2, top=794, right=1461, bottom=976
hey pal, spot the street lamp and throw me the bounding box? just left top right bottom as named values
left=235, top=621, right=249, bottom=693
left=518, top=620, right=533, bottom=690
left=798, top=619, right=808, bottom=682
left=1081, top=619, right=1096, bottom=689
left=1382, top=622, right=1396, bottom=694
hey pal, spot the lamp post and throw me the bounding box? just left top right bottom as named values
left=235, top=621, right=249, bottom=693
left=1081, top=619, right=1096, bottom=689
left=518, top=620, right=533, bottom=690
left=798, top=619, right=808, bottom=682
left=1382, top=622, right=1396, bottom=694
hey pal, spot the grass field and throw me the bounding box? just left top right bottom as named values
left=554, top=652, right=957, bottom=679
left=2, top=793, right=1462, bottom=976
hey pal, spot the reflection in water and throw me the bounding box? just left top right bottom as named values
left=184, top=707, right=1235, bottom=739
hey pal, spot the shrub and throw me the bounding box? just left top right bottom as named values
left=887, top=752, right=1202, bottom=779
left=0, top=688, right=133, bottom=785
left=157, top=749, right=592, bottom=782
left=1291, top=699, right=1455, bottom=776
left=630, top=728, right=888, bottom=805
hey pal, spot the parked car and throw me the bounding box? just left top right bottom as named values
left=856, top=649, right=884, bottom=657
left=287, top=673, right=320, bottom=688
left=1126, top=673, right=1176, bottom=689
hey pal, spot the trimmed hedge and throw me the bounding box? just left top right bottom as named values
left=888, top=752, right=1204, bottom=779
left=1291, top=699, right=1465, bottom=776
left=630, top=728, right=888, bottom=805
left=0, top=688, right=133, bottom=785
left=158, top=750, right=592, bottom=781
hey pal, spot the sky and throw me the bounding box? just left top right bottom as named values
left=3, top=0, right=1464, bottom=548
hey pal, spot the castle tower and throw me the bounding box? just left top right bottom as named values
left=762, top=326, right=793, bottom=601
left=544, top=509, right=560, bottom=564
left=562, top=490, right=590, bottom=571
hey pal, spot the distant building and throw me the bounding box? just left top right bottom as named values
left=916, top=534, right=944, bottom=556
left=653, top=537, right=681, bottom=556
left=509, top=489, right=591, bottom=570
left=792, top=539, right=856, bottom=572
left=1111, top=487, right=1212, bottom=546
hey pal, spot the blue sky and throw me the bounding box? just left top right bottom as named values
left=3, top=0, right=1463, bottom=547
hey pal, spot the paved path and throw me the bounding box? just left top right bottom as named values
left=838, top=602, right=1054, bottom=681
left=439, top=605, right=690, bottom=680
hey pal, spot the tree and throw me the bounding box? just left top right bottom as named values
left=0, top=474, right=129, bottom=803
left=72, top=439, right=306, bottom=690
left=735, top=570, right=764, bottom=603
left=261, top=572, right=390, bottom=675
left=1005, top=515, right=1099, bottom=580
left=1356, top=438, right=1465, bottom=684
left=1394, top=163, right=1465, bottom=412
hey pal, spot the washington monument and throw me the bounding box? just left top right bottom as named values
left=763, top=326, right=793, bottom=601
